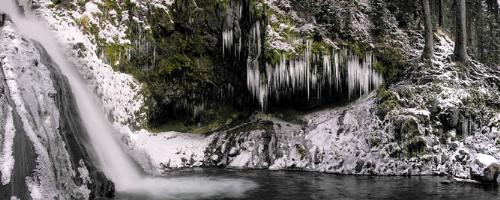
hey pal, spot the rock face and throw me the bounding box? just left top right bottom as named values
left=126, top=31, right=499, bottom=180
left=0, top=23, right=113, bottom=199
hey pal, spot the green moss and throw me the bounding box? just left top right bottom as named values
left=373, top=44, right=406, bottom=81
left=296, top=145, right=306, bottom=160
left=262, top=0, right=336, bottom=61
left=345, top=41, right=367, bottom=57
left=404, top=137, right=427, bottom=157
left=103, top=42, right=129, bottom=70
left=250, top=0, right=266, bottom=18
left=393, top=117, right=420, bottom=142
left=376, top=86, right=401, bottom=117
left=311, top=40, right=330, bottom=55
left=152, top=106, right=244, bottom=134
left=265, top=49, right=282, bottom=65
left=463, top=89, right=486, bottom=107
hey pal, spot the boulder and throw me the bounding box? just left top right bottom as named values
left=470, top=154, right=500, bottom=184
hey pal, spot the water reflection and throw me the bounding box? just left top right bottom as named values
left=118, top=169, right=499, bottom=200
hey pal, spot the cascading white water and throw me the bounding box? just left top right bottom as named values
left=0, top=0, right=255, bottom=198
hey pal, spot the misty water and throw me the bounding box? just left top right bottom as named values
left=117, top=169, right=500, bottom=200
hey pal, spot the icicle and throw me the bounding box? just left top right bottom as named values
left=219, top=1, right=383, bottom=109
left=334, top=50, right=340, bottom=90
left=222, top=29, right=233, bottom=57
left=346, top=51, right=383, bottom=99
left=322, top=54, right=332, bottom=88
left=153, top=46, right=156, bottom=68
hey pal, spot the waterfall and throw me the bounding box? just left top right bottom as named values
left=0, top=0, right=255, bottom=198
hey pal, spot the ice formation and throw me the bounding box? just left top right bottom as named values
left=223, top=9, right=383, bottom=108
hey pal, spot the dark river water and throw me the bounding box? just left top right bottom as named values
left=116, top=168, right=499, bottom=200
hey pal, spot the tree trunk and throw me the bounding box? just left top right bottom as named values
left=438, top=0, right=445, bottom=27
left=422, top=0, right=434, bottom=60
left=466, top=0, right=473, bottom=57
left=454, top=0, right=469, bottom=63
left=476, top=0, right=485, bottom=60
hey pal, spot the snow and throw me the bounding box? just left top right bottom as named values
left=405, top=108, right=431, bottom=117
left=266, top=25, right=295, bottom=52
left=84, top=2, right=100, bottom=15
left=35, top=0, right=146, bottom=128
left=128, top=130, right=213, bottom=172
left=26, top=177, right=44, bottom=200
left=229, top=152, right=252, bottom=168
left=0, top=106, right=15, bottom=185
left=1, top=25, right=60, bottom=198
left=476, top=154, right=498, bottom=167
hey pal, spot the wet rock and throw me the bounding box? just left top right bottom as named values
left=355, top=160, right=365, bottom=173
left=471, top=163, right=500, bottom=184
left=470, top=154, right=500, bottom=184
left=393, top=116, right=420, bottom=140
left=439, top=107, right=459, bottom=130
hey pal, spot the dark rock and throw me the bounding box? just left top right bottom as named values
left=355, top=160, right=365, bottom=173
left=471, top=163, right=500, bottom=184
left=0, top=13, right=5, bottom=27
left=439, top=107, right=459, bottom=130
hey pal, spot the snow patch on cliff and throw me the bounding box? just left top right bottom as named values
left=0, top=106, right=15, bottom=185
left=34, top=0, right=146, bottom=129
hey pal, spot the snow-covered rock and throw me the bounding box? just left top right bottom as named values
left=0, top=22, right=113, bottom=199
left=470, top=154, right=500, bottom=183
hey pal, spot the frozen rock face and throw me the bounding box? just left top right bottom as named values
left=223, top=0, right=383, bottom=109
left=131, top=32, right=499, bottom=180
left=0, top=23, right=113, bottom=199
left=31, top=0, right=147, bottom=130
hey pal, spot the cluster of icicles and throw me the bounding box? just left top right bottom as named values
left=247, top=40, right=383, bottom=108
left=222, top=2, right=383, bottom=109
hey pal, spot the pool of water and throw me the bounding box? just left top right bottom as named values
left=116, top=168, right=499, bottom=200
